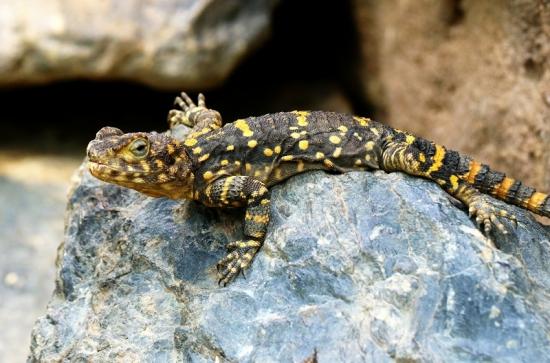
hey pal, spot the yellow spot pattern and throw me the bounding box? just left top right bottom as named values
left=450, top=175, right=459, bottom=191
left=234, top=119, right=254, bottom=137
left=298, top=140, right=309, bottom=150
left=203, top=171, right=214, bottom=180
left=245, top=213, right=270, bottom=224
left=353, top=116, right=370, bottom=126
left=184, top=138, right=197, bottom=147
left=494, top=177, right=514, bottom=199
left=264, top=148, right=273, bottom=157
left=226, top=145, right=235, bottom=151
left=333, top=147, right=342, bottom=158
left=220, top=177, right=234, bottom=204
left=365, top=141, right=375, bottom=151
left=329, top=135, right=341, bottom=144
left=528, top=192, right=548, bottom=209
left=293, top=111, right=309, bottom=126
left=140, top=161, right=150, bottom=172
left=426, top=145, right=446, bottom=175
left=419, top=153, right=426, bottom=163
left=248, top=140, right=258, bottom=148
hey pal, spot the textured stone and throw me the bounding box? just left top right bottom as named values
left=353, top=0, right=550, bottom=192
left=0, top=0, right=277, bottom=89
left=29, top=164, right=550, bottom=362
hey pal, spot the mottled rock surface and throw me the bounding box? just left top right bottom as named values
left=354, top=0, right=550, bottom=191
left=29, top=165, right=550, bottom=362
left=0, top=0, right=277, bottom=89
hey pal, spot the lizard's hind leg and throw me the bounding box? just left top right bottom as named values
left=381, top=134, right=516, bottom=237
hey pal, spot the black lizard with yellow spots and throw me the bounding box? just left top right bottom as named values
left=87, top=92, right=550, bottom=285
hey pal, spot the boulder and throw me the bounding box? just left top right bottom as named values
left=0, top=0, right=277, bottom=89
left=29, top=165, right=550, bottom=362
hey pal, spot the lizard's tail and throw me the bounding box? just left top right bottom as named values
left=462, top=159, right=550, bottom=217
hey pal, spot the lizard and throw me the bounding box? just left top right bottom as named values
left=87, top=92, right=550, bottom=286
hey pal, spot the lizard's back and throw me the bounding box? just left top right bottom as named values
left=192, top=111, right=385, bottom=188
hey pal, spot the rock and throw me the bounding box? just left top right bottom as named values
left=0, top=0, right=277, bottom=89
left=353, top=0, right=550, bottom=191
left=29, top=164, right=550, bottom=362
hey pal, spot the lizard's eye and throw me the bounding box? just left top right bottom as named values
left=129, top=138, right=149, bottom=158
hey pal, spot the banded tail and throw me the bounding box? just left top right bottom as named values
left=462, top=160, right=550, bottom=218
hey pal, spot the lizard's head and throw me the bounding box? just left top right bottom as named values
left=87, top=126, right=195, bottom=199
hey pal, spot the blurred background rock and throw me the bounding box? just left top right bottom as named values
left=0, top=0, right=548, bottom=361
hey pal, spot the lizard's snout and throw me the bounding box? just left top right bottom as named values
left=87, top=126, right=124, bottom=160
left=86, top=140, right=99, bottom=160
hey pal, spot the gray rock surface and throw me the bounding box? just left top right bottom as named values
left=0, top=0, right=277, bottom=89
left=29, top=165, right=550, bottom=362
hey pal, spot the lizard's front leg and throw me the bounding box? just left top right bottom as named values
left=204, top=176, right=271, bottom=286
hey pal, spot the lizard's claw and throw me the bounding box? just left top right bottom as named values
left=216, top=240, right=261, bottom=286
left=468, top=196, right=517, bottom=235
left=174, top=92, right=207, bottom=112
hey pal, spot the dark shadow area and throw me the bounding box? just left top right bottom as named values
left=0, top=0, right=373, bottom=155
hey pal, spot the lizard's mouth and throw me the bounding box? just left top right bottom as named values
left=88, top=161, right=120, bottom=180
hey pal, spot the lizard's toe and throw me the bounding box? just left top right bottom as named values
left=468, top=196, right=516, bottom=236
left=216, top=240, right=260, bottom=286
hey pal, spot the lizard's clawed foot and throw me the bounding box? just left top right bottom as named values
left=216, top=240, right=261, bottom=286
left=168, top=92, right=207, bottom=128
left=468, top=196, right=517, bottom=235
left=167, top=109, right=190, bottom=128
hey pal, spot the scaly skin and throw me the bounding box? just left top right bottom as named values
left=87, top=92, right=550, bottom=285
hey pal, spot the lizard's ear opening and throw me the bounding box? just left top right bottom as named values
left=96, top=126, right=123, bottom=139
